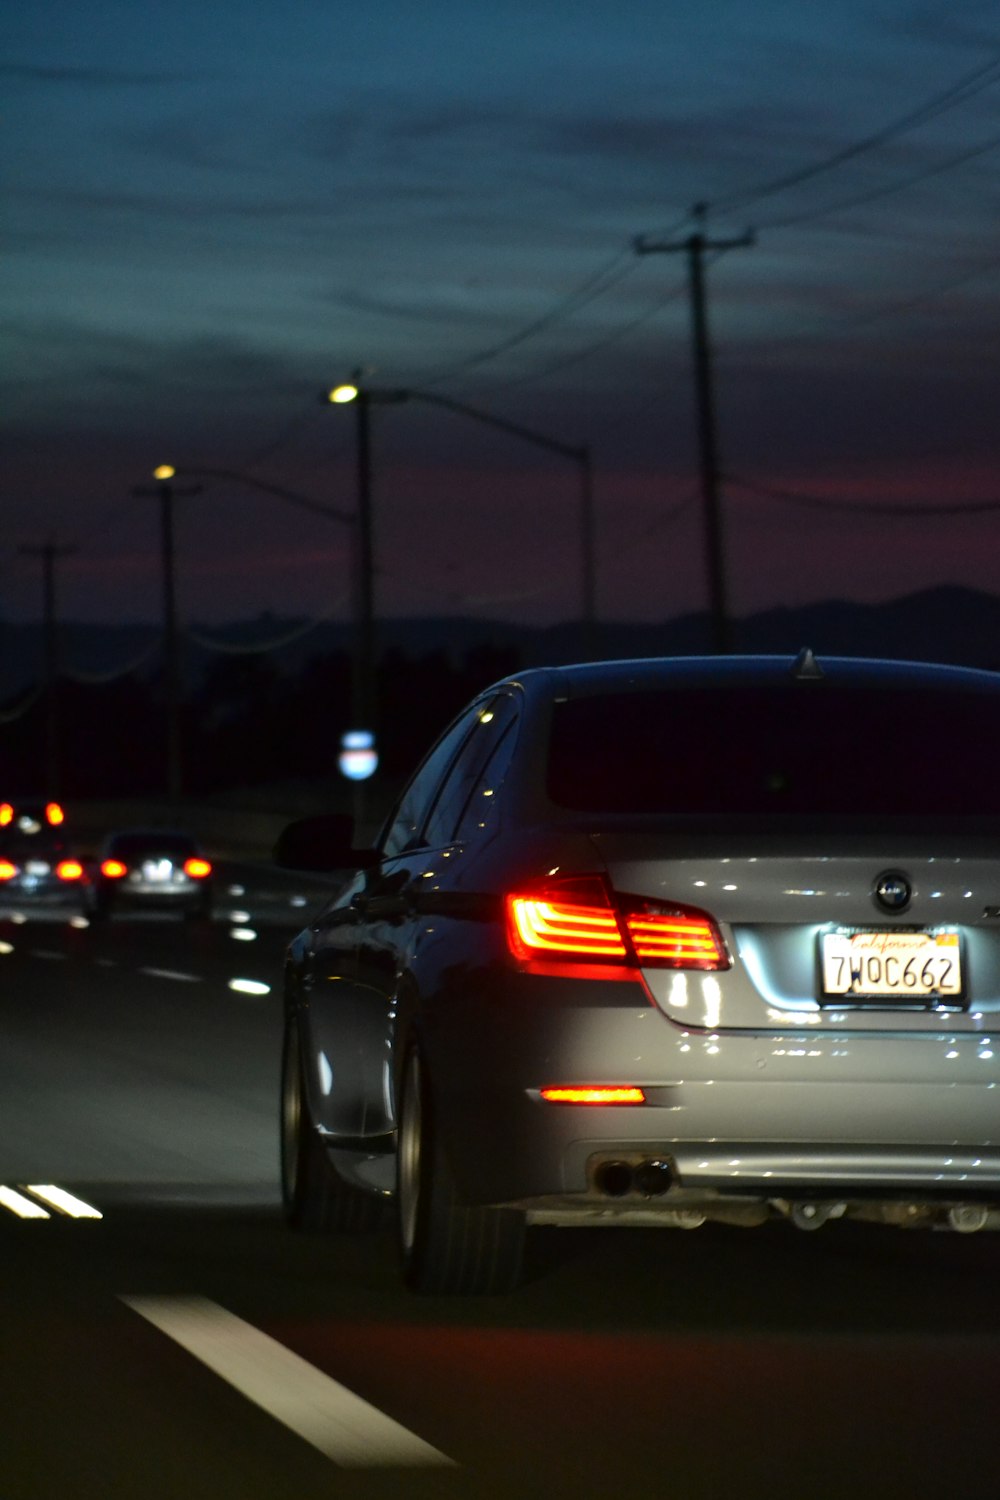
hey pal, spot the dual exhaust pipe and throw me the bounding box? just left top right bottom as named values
left=594, top=1158, right=674, bottom=1198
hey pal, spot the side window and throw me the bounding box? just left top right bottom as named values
left=452, top=718, right=518, bottom=843
left=380, top=707, right=480, bottom=858
left=424, top=694, right=520, bottom=848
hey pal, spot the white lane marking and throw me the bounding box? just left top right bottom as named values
left=228, top=978, right=270, bottom=995
left=0, top=1186, right=50, bottom=1219
left=139, top=967, right=202, bottom=983
left=120, top=1296, right=455, bottom=1469
left=26, top=1185, right=103, bottom=1219
left=28, top=949, right=69, bottom=961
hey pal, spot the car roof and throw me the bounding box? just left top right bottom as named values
left=104, top=828, right=200, bottom=846
left=499, top=652, right=1000, bottom=700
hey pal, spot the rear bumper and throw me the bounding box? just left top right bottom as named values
left=427, top=1004, right=1000, bottom=1207
left=0, top=883, right=80, bottom=906
left=95, top=883, right=210, bottom=910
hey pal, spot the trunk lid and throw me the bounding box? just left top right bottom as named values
left=590, top=825, right=1000, bottom=1033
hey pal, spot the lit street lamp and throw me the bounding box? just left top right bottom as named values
left=326, top=379, right=597, bottom=654
left=133, top=466, right=202, bottom=802
left=148, top=463, right=356, bottom=804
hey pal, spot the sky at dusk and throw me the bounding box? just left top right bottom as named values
left=5, top=0, right=1000, bottom=634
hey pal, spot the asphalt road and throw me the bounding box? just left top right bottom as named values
left=3, top=866, right=1000, bottom=1499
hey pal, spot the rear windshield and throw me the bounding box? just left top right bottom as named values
left=547, top=684, right=1000, bottom=816
left=109, top=833, right=197, bottom=857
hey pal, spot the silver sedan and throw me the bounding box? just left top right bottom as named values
left=276, top=652, right=1000, bottom=1292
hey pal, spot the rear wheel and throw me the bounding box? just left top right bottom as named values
left=280, top=1014, right=386, bottom=1232
left=397, top=1044, right=525, bottom=1294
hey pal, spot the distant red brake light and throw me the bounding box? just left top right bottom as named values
left=101, top=859, right=127, bottom=879
left=55, top=860, right=83, bottom=882
left=183, top=857, right=212, bottom=879
left=506, top=877, right=729, bottom=972
left=0, top=859, right=17, bottom=880
left=45, top=802, right=65, bottom=826
left=0, top=804, right=12, bottom=827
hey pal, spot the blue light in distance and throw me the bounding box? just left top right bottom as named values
left=339, top=729, right=378, bottom=782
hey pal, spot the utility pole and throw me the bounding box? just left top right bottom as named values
left=351, top=375, right=376, bottom=735
left=635, top=204, right=754, bottom=653
left=18, top=538, right=77, bottom=794
left=133, top=470, right=202, bottom=803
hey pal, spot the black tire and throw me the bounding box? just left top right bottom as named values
left=397, top=1044, right=525, bottom=1294
left=280, top=1014, right=387, bottom=1232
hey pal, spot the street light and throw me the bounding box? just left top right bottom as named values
left=150, top=462, right=360, bottom=804
left=326, top=380, right=597, bottom=648
left=134, top=465, right=202, bottom=802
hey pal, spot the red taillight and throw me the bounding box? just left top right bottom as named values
left=55, top=860, right=83, bottom=882
left=0, top=804, right=12, bottom=826
left=45, top=802, right=65, bottom=826
left=625, top=912, right=728, bottom=969
left=0, top=859, right=16, bottom=880
left=183, top=857, right=212, bottom=879
left=506, top=877, right=728, bottom=972
left=506, top=883, right=626, bottom=960
left=101, top=859, right=127, bottom=879
left=540, top=1086, right=646, bottom=1105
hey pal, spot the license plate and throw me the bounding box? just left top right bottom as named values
left=25, top=861, right=50, bottom=876
left=821, top=930, right=962, bottom=1001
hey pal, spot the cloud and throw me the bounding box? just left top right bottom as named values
left=889, top=4, right=1000, bottom=51
left=0, top=61, right=194, bottom=87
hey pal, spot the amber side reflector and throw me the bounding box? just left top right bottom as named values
left=45, top=802, right=65, bottom=826
left=101, top=859, right=127, bottom=879
left=184, top=857, right=212, bottom=879
left=55, top=860, right=83, bottom=881
left=540, top=1086, right=646, bottom=1105
left=0, top=859, right=17, bottom=880
left=625, top=911, right=728, bottom=969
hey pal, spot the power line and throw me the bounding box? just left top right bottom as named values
left=718, top=247, right=1000, bottom=364
left=483, top=271, right=691, bottom=393
left=726, top=473, right=1000, bottom=515
left=759, top=127, right=1000, bottom=231
left=417, top=246, right=640, bottom=387
left=713, top=50, right=1000, bottom=214
left=241, top=401, right=330, bottom=469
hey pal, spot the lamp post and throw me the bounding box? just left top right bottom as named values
left=327, top=379, right=597, bottom=651
left=18, top=537, right=77, bottom=795
left=152, top=462, right=358, bottom=808
left=133, top=466, right=202, bottom=803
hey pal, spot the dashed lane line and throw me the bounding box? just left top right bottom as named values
left=137, top=967, right=203, bottom=983
left=0, top=1184, right=104, bottom=1220
left=120, top=1295, right=456, bottom=1469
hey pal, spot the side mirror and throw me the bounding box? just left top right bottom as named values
left=272, top=813, right=378, bottom=873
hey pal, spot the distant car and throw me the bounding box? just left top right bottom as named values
left=275, top=651, right=1000, bottom=1293
left=89, top=829, right=214, bottom=920
left=0, top=798, right=86, bottom=907
left=0, top=798, right=69, bottom=841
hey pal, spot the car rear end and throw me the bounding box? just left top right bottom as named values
left=429, top=656, right=1000, bottom=1236
left=0, top=800, right=86, bottom=909
left=94, top=831, right=213, bottom=917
